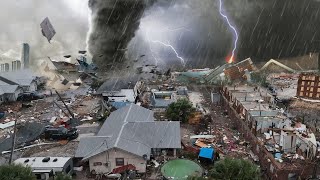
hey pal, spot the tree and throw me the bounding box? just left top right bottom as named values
left=55, top=172, right=72, bottom=180
left=210, top=158, right=261, bottom=180
left=166, top=98, right=195, bottom=123
left=0, top=164, right=36, bottom=180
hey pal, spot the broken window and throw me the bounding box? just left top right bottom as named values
left=115, top=158, right=124, bottom=166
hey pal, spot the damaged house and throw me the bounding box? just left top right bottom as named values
left=221, top=85, right=319, bottom=179
left=75, top=104, right=181, bottom=175
left=0, top=85, right=23, bottom=103
left=0, top=69, right=39, bottom=92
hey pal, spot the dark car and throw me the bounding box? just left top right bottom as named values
left=17, top=92, right=45, bottom=101
left=44, top=126, right=78, bottom=141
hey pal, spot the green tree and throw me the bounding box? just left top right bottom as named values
left=55, top=172, right=72, bottom=180
left=0, top=164, right=36, bottom=180
left=210, top=158, right=261, bottom=180
left=166, top=98, right=195, bottom=123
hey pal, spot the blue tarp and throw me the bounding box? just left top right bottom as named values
left=199, top=148, right=214, bottom=160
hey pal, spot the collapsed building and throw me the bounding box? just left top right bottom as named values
left=221, top=85, right=319, bottom=179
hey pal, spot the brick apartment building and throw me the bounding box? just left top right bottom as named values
left=297, top=73, right=320, bottom=100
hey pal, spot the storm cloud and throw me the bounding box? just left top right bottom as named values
left=88, top=0, right=320, bottom=70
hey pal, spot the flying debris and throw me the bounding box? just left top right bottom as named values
left=140, top=55, right=146, bottom=58
left=61, top=79, right=69, bottom=85
left=126, top=66, right=130, bottom=68
left=63, top=55, right=71, bottom=58
left=98, top=55, right=104, bottom=57
left=40, top=17, right=56, bottom=43
left=77, top=57, right=98, bottom=73
left=78, top=50, right=87, bottom=54
left=133, top=59, right=139, bottom=62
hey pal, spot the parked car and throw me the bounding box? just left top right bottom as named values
left=17, top=92, right=45, bottom=101
left=44, top=126, right=78, bottom=141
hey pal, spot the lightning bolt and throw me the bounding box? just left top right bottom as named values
left=145, top=29, right=162, bottom=66
left=219, top=0, right=239, bottom=63
left=151, top=40, right=186, bottom=66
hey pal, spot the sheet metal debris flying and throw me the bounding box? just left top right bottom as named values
left=40, top=17, right=56, bottom=43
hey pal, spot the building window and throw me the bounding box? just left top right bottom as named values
left=302, top=76, right=306, bottom=80
left=115, top=158, right=124, bottom=166
left=309, top=93, right=313, bottom=97
left=311, top=87, right=314, bottom=92
left=311, top=82, right=315, bottom=86
left=301, top=81, right=305, bottom=85
left=317, top=88, right=320, bottom=93
left=301, top=87, right=304, bottom=91
left=300, top=92, right=303, bottom=96
left=93, top=162, right=102, bottom=166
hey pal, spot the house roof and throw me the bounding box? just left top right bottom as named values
left=0, top=69, right=37, bottom=86
left=258, top=53, right=319, bottom=72
left=75, top=104, right=181, bottom=160
left=224, top=58, right=255, bottom=81
left=205, top=64, right=229, bottom=83
left=97, top=77, right=139, bottom=93
left=0, top=85, right=20, bottom=94
left=259, top=59, right=295, bottom=73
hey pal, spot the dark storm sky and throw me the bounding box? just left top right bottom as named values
left=89, top=0, right=320, bottom=69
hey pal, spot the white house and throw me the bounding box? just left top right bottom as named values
left=0, top=85, right=23, bottom=103
left=75, top=104, right=181, bottom=175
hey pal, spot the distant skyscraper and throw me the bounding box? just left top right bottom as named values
left=21, top=43, right=30, bottom=69
left=16, top=60, right=21, bottom=70
left=0, top=64, right=4, bottom=72
left=12, top=61, right=17, bottom=71
left=4, top=63, right=9, bottom=72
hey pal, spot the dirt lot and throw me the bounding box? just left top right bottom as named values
left=186, top=85, right=253, bottom=160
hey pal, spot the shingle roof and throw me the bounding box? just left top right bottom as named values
left=0, top=85, right=19, bottom=94
left=97, top=77, right=139, bottom=93
left=0, top=69, right=37, bottom=86
left=75, top=104, right=181, bottom=160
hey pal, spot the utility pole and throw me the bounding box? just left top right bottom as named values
left=9, top=112, right=18, bottom=164
left=55, top=90, right=75, bottom=119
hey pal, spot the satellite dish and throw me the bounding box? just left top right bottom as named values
left=142, top=154, right=148, bottom=160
